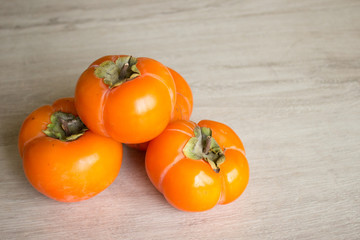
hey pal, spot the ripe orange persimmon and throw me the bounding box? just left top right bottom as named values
left=145, top=120, right=249, bottom=212
left=18, top=98, right=123, bottom=202
left=127, top=67, right=193, bottom=151
left=75, top=55, right=176, bottom=144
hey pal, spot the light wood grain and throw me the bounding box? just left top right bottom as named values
left=0, top=0, right=359, bottom=239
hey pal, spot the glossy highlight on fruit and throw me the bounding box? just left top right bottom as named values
left=127, top=67, right=193, bottom=151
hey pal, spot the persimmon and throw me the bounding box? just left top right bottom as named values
left=18, top=98, right=123, bottom=202
left=75, top=55, right=176, bottom=144
left=145, top=120, right=249, bottom=212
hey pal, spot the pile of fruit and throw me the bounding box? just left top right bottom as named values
left=18, top=55, right=249, bottom=212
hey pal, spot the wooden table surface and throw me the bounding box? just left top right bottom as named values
left=1, top=0, right=359, bottom=239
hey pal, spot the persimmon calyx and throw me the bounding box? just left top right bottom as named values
left=183, top=126, right=225, bottom=173
left=43, top=111, right=88, bottom=141
left=94, top=56, right=140, bottom=88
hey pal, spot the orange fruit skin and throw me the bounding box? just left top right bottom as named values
left=127, top=67, right=193, bottom=151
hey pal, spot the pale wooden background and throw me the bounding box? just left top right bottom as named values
left=0, top=0, right=359, bottom=239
